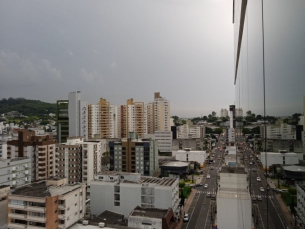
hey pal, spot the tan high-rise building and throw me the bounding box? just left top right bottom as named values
left=88, top=98, right=115, bottom=139
left=126, top=98, right=147, bottom=138
left=147, top=92, right=170, bottom=134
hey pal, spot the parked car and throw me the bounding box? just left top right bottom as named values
left=207, top=191, right=211, bottom=197
left=183, top=213, right=189, bottom=222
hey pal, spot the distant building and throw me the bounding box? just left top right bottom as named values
left=0, top=142, right=7, bottom=159
left=220, top=108, right=228, bottom=117
left=7, top=129, right=56, bottom=181
left=109, top=136, right=159, bottom=176
left=235, top=108, right=243, bottom=117
left=260, top=151, right=299, bottom=169
left=56, top=100, right=69, bottom=143
left=56, top=137, right=83, bottom=184
left=260, top=122, right=295, bottom=140
left=0, top=157, right=31, bottom=188
left=90, top=172, right=179, bottom=217
left=175, top=148, right=207, bottom=166
left=7, top=178, right=86, bottom=229
left=145, top=131, right=173, bottom=154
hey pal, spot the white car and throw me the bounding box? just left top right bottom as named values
left=257, top=195, right=262, bottom=200
left=257, top=177, right=261, bottom=181
left=183, top=213, right=189, bottom=222
left=250, top=162, right=253, bottom=165
left=260, top=187, right=265, bottom=192
left=204, top=184, right=208, bottom=188
left=207, top=174, right=211, bottom=179
left=207, top=191, right=211, bottom=197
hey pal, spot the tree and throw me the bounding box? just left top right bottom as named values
left=214, top=128, right=223, bottom=135
left=212, top=111, right=216, bottom=117
left=203, top=116, right=208, bottom=121
left=206, top=127, right=213, bottom=134
left=246, top=110, right=252, bottom=116
left=242, top=128, right=251, bottom=135
left=181, top=120, right=186, bottom=125
left=221, top=117, right=228, bottom=122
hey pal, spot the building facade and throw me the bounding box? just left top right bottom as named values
left=109, top=137, right=158, bottom=176
left=7, top=178, right=86, bottom=229
left=90, top=172, right=179, bottom=217
left=0, top=157, right=31, bottom=188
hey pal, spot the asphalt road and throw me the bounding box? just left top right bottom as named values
left=182, top=139, right=291, bottom=229
left=182, top=144, right=222, bottom=229
left=243, top=144, right=290, bottom=229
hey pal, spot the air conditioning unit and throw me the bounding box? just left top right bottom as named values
left=82, top=220, right=89, bottom=225
left=99, top=222, right=105, bottom=228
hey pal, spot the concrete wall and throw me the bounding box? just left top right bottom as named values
left=128, top=215, right=162, bottom=229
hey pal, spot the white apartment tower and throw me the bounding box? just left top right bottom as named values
left=220, top=108, right=228, bottom=117
left=148, top=92, right=170, bottom=134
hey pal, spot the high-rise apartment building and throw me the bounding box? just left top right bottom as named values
left=220, top=108, right=228, bottom=117
left=55, top=137, right=83, bottom=184
left=88, top=98, right=115, bottom=139
left=150, top=92, right=170, bottom=133
left=0, top=157, right=31, bottom=188
left=109, top=136, right=158, bottom=176
left=68, top=91, right=82, bottom=138
left=235, top=108, right=243, bottom=117
left=56, top=100, right=69, bottom=143
left=7, top=178, right=86, bottom=229
left=126, top=99, right=147, bottom=138
left=80, top=141, right=102, bottom=184
left=7, top=129, right=56, bottom=181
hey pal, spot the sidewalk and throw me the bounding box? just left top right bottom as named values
left=275, top=193, right=295, bottom=229
left=176, top=175, right=204, bottom=229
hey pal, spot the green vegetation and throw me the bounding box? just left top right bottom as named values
left=0, top=98, right=56, bottom=116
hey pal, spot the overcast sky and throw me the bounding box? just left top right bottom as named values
left=0, top=1, right=304, bottom=118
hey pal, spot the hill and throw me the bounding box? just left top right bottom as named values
left=0, top=97, right=57, bottom=116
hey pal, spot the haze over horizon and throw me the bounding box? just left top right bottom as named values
left=0, top=0, right=304, bottom=117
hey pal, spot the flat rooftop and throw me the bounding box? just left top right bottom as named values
left=160, top=160, right=189, bottom=167
left=130, top=206, right=169, bottom=219
left=283, top=165, right=305, bottom=172
left=11, top=181, right=82, bottom=198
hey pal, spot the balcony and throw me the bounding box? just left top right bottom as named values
left=27, top=215, right=46, bottom=223
left=27, top=206, right=46, bottom=213
left=8, top=213, right=26, bottom=220
left=58, top=214, right=65, bottom=220
left=7, top=223, right=27, bottom=229
left=58, top=204, right=65, bottom=210
left=8, top=204, right=26, bottom=210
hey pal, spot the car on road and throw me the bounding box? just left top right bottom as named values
left=260, top=187, right=265, bottom=192
left=210, top=167, right=214, bottom=170
left=257, top=177, right=261, bottom=181
left=183, top=213, right=189, bottom=222
left=207, top=174, right=211, bottom=179
left=252, top=168, right=257, bottom=172
left=204, top=184, right=208, bottom=188
left=251, top=196, right=257, bottom=202
left=211, top=194, right=216, bottom=200
left=196, top=183, right=203, bottom=187
left=250, top=162, right=253, bottom=165
left=207, top=191, right=211, bottom=197
left=257, top=195, right=262, bottom=200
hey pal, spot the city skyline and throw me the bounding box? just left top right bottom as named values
left=1, top=0, right=304, bottom=117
